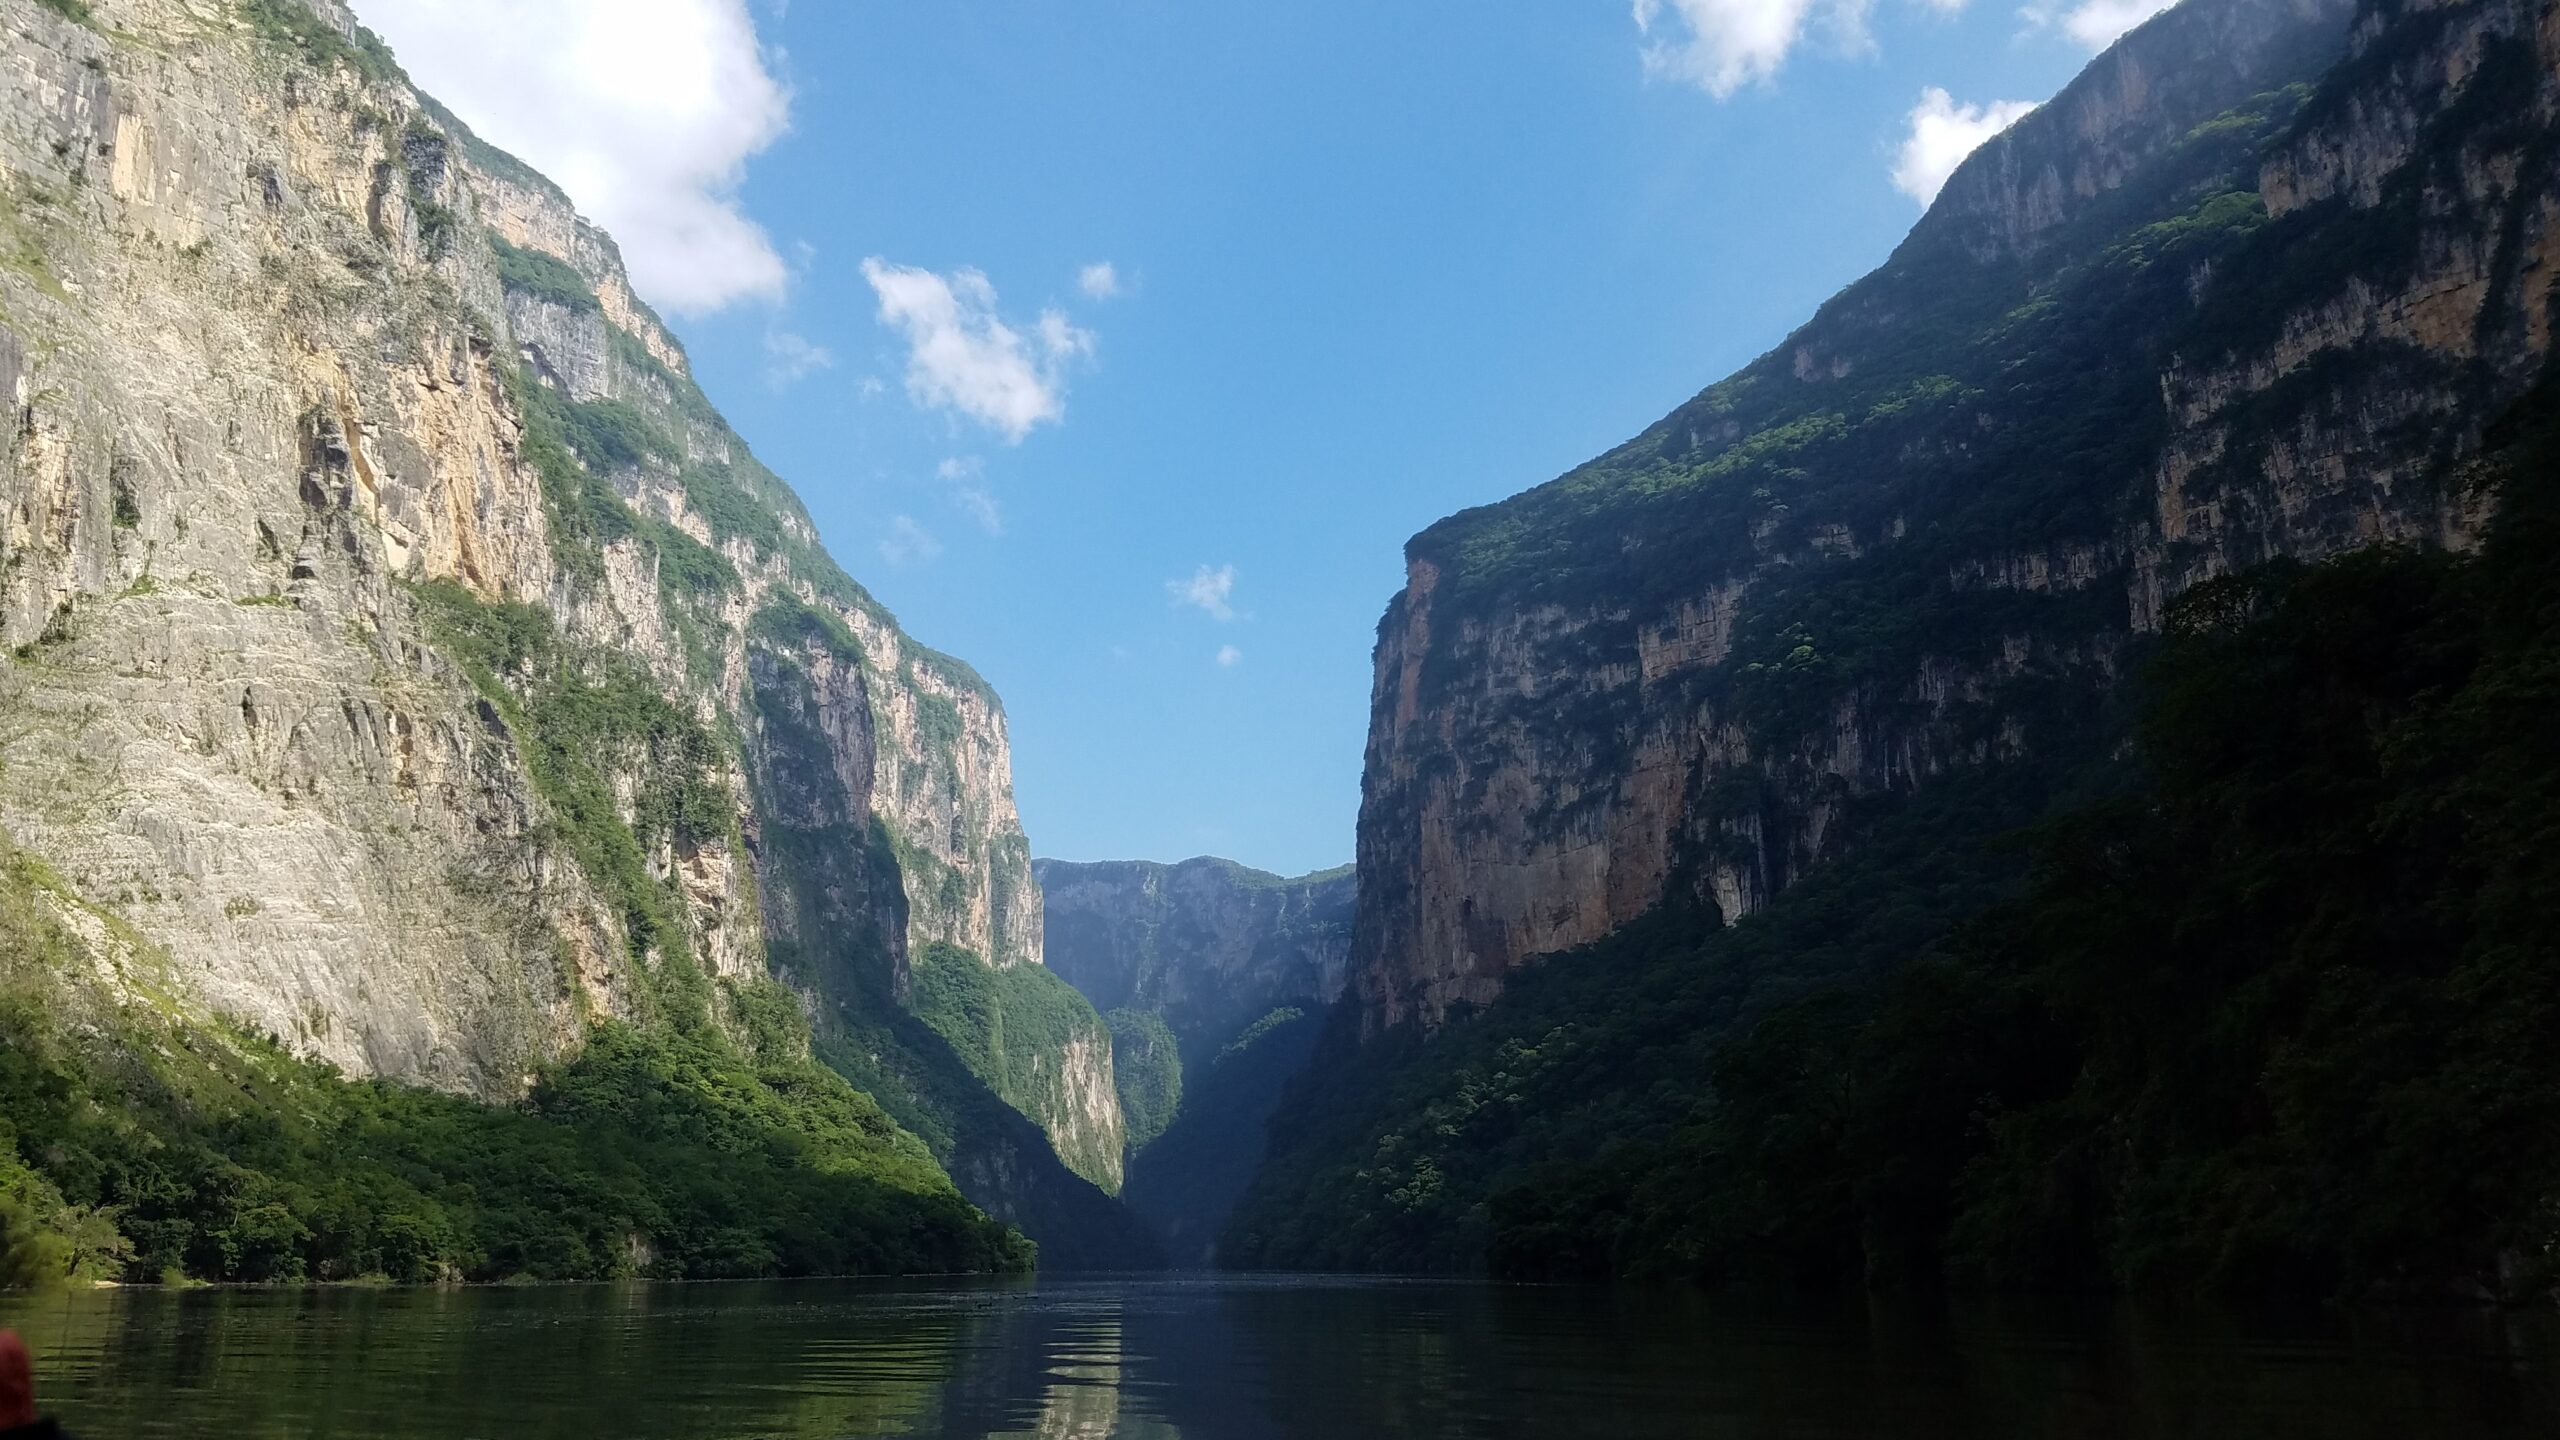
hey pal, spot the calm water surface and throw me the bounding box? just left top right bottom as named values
left=3, top=1274, right=2557, bottom=1438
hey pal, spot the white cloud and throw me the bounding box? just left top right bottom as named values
left=877, top=515, right=942, bottom=568
left=1631, top=0, right=1873, bottom=97
left=861, top=259, right=1093, bottom=442
left=1037, top=309, right=1097, bottom=363
left=1167, top=564, right=1239, bottom=622
left=1215, top=645, right=1243, bottom=668
left=938, top=456, right=1003, bottom=535
left=354, top=0, right=791, bottom=314
left=1632, top=0, right=1990, bottom=96
left=1891, top=88, right=2038, bottom=204
left=762, top=328, right=832, bottom=386
left=1079, top=262, right=1124, bottom=300
left=2035, top=0, right=2177, bottom=48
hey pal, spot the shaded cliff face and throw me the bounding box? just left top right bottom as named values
left=1351, top=0, right=2556, bottom=1031
left=1037, top=856, right=1350, bottom=1267
left=0, top=0, right=1125, bottom=1252
left=1037, top=857, right=1352, bottom=1058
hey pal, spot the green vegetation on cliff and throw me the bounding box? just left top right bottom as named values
left=1105, top=1008, right=1182, bottom=1152
left=1231, top=378, right=2560, bottom=1298
left=412, top=578, right=726, bottom=995
left=1406, top=78, right=2325, bottom=633
left=0, top=844, right=1028, bottom=1287
left=1234, top=0, right=2560, bottom=1292
left=490, top=236, right=602, bottom=316
left=240, top=0, right=404, bottom=87
left=908, top=943, right=1121, bottom=1191
left=745, top=650, right=1158, bottom=1267
left=1542, top=382, right=2560, bottom=1301
left=1224, top=776, right=2045, bottom=1275
left=1127, top=1006, right=1324, bottom=1269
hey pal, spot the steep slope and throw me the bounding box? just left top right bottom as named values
left=0, top=835, right=1029, bottom=1283
left=1038, top=857, right=1352, bottom=1061
left=0, top=0, right=1142, bottom=1266
left=1347, top=0, right=2560, bottom=1031
left=1236, top=0, right=2560, bottom=1276
left=1036, top=857, right=1351, bottom=1264
left=1121, top=1005, right=1327, bottom=1268
left=1636, top=379, right=2560, bottom=1299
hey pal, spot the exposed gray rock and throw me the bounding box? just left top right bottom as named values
left=0, top=0, right=1113, bottom=1208
left=1038, top=856, right=1351, bottom=1055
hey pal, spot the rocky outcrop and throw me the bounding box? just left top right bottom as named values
left=1921, top=0, right=2358, bottom=263
left=0, top=0, right=1118, bottom=1248
left=1037, top=857, right=1352, bottom=1056
left=1351, top=0, right=2560, bottom=1031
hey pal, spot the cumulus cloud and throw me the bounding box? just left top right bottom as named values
left=1167, top=564, right=1239, bottom=622
left=354, top=0, right=791, bottom=314
left=2035, top=0, right=2178, bottom=48
left=1632, top=0, right=1873, bottom=97
left=1215, top=645, right=1243, bottom=669
left=1632, top=0, right=1997, bottom=96
left=1079, top=262, right=1124, bottom=300
left=877, top=515, right=942, bottom=569
left=762, top=329, right=833, bottom=387
left=1891, top=88, right=2038, bottom=204
left=861, top=259, right=1093, bottom=442
left=938, top=456, right=1003, bottom=535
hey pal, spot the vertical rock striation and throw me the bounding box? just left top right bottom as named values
left=0, top=0, right=1130, bottom=1256
left=1348, top=0, right=2559, bottom=1032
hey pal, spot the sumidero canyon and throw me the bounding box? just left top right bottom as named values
left=1, top=0, right=2559, bottom=1435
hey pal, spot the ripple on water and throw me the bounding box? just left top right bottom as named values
left=2, top=1276, right=2558, bottom=1439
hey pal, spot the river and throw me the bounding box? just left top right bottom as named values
left=3, top=1274, right=2556, bottom=1437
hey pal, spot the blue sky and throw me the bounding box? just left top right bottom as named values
left=357, top=0, right=2161, bottom=876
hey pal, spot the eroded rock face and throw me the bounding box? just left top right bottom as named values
left=1921, top=0, right=2360, bottom=264
left=1037, top=856, right=1353, bottom=1053
left=0, top=0, right=1098, bottom=1195
left=1351, top=0, right=2560, bottom=1032
left=1038, top=1028, right=1126, bottom=1193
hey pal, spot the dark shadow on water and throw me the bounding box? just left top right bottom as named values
left=5, top=1275, right=2558, bottom=1438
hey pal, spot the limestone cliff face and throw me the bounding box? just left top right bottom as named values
left=1352, top=0, right=2560, bottom=1030
left=0, top=0, right=1117, bottom=1234
left=1037, top=857, right=1352, bottom=1055
left=1919, top=0, right=2357, bottom=264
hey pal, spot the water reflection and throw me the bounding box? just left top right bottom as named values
left=2, top=1275, right=2556, bottom=1439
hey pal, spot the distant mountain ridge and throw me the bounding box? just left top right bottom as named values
left=1037, top=856, right=1350, bottom=1265
left=1037, top=856, right=1352, bottom=1057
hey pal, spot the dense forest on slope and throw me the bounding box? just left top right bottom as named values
left=1234, top=0, right=2560, bottom=1296
left=1230, top=374, right=2560, bottom=1299
left=0, top=842, right=1027, bottom=1284
left=1496, top=375, right=2560, bottom=1299
left=1123, top=1006, right=1326, bottom=1267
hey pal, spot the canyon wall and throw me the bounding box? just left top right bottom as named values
left=0, top=0, right=1129, bottom=1250
left=1038, top=855, right=1351, bottom=1266
left=1350, top=0, right=2558, bottom=1029
left=1038, top=856, right=1352, bottom=1057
